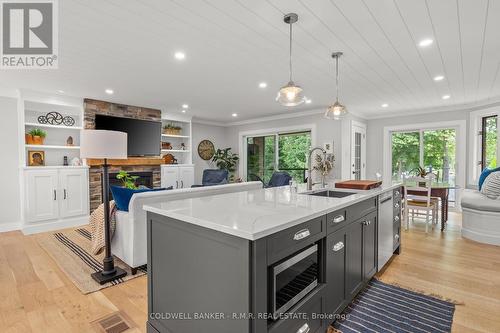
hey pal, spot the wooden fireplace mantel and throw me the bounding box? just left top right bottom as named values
left=86, top=157, right=164, bottom=167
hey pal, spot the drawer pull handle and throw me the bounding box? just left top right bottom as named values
left=293, top=229, right=311, bottom=241
left=53, top=189, right=57, bottom=201
left=395, top=234, right=400, bottom=240
left=333, top=241, right=344, bottom=252
left=394, top=216, right=400, bottom=222
left=395, top=190, right=400, bottom=196
left=332, top=215, right=345, bottom=223
left=297, top=323, right=310, bottom=333
left=394, top=203, right=400, bottom=209
left=362, top=220, right=371, bottom=226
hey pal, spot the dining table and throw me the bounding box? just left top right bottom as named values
left=403, top=181, right=459, bottom=231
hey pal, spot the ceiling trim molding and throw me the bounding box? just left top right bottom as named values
left=363, top=97, right=500, bottom=120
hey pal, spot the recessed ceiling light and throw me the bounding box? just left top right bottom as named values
left=232, top=113, right=238, bottom=117
left=259, top=82, right=267, bottom=88
left=181, top=110, right=186, bottom=113
left=433, top=75, right=444, bottom=81
left=419, top=39, right=433, bottom=47
left=182, top=104, right=189, bottom=109
left=442, top=94, right=450, bottom=100
left=174, top=51, right=186, bottom=60
left=305, top=98, right=312, bottom=104
left=56, top=90, right=64, bottom=94
left=381, top=103, right=389, bottom=108
left=105, top=89, right=114, bottom=95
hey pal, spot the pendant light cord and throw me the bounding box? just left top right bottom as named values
left=335, top=55, right=339, bottom=102
left=289, top=21, right=293, bottom=82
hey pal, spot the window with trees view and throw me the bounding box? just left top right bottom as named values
left=481, top=115, right=497, bottom=170
left=246, top=131, right=311, bottom=184
left=391, top=129, right=456, bottom=184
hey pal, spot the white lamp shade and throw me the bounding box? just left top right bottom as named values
left=80, top=130, right=127, bottom=159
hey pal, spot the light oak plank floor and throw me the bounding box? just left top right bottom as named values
left=0, top=212, right=498, bottom=332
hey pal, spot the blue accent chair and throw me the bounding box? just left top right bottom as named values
left=249, top=171, right=292, bottom=188
left=192, top=169, right=229, bottom=187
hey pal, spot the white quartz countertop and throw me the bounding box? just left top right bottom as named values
left=143, top=182, right=402, bottom=240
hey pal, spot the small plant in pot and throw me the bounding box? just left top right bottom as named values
left=26, top=128, right=47, bottom=145
left=115, top=170, right=139, bottom=189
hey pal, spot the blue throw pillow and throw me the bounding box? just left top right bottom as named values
left=479, top=167, right=500, bottom=190
left=110, top=185, right=172, bottom=211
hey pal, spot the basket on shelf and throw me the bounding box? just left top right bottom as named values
left=163, top=123, right=182, bottom=136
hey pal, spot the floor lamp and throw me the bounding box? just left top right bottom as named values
left=81, top=129, right=128, bottom=284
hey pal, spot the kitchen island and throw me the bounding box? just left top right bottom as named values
left=144, top=183, right=402, bottom=333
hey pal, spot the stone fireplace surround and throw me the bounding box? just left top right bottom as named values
left=84, top=99, right=162, bottom=213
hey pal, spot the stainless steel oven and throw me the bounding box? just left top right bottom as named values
left=271, top=244, right=319, bottom=317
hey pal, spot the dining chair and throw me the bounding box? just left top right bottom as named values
left=403, top=176, right=439, bottom=233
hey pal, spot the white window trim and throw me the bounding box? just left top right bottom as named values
left=469, top=107, right=500, bottom=186
left=238, top=124, right=316, bottom=180
left=382, top=120, right=467, bottom=191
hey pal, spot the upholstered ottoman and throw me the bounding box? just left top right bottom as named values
left=461, top=189, right=500, bottom=245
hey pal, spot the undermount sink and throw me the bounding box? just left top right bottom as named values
left=307, top=190, right=356, bottom=198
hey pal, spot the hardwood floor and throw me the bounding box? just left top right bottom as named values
left=0, top=212, right=499, bottom=332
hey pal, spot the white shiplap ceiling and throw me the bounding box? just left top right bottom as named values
left=1, top=0, right=500, bottom=122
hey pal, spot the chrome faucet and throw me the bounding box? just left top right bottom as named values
left=307, top=147, right=327, bottom=191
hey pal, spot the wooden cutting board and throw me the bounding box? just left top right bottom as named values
left=335, top=180, right=382, bottom=190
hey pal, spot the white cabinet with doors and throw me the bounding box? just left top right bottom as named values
left=24, top=167, right=89, bottom=226
left=161, top=165, right=194, bottom=189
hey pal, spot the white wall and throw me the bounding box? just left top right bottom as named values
left=191, top=122, right=229, bottom=184
left=366, top=110, right=470, bottom=184
left=0, top=96, right=21, bottom=230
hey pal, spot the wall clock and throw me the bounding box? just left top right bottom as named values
left=198, top=140, right=215, bottom=160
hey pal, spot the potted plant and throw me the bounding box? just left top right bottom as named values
left=412, top=166, right=430, bottom=187
left=115, top=170, right=139, bottom=189
left=211, top=148, right=239, bottom=182
left=163, top=123, right=182, bottom=135
left=26, top=128, right=47, bottom=145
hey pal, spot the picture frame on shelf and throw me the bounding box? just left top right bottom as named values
left=28, top=150, right=45, bottom=166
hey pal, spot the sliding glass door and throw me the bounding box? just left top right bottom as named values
left=246, top=131, right=311, bottom=184
left=391, top=132, right=420, bottom=180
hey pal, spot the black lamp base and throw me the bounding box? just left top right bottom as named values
left=91, top=267, right=127, bottom=285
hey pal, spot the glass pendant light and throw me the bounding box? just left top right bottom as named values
left=276, top=13, right=305, bottom=107
left=325, top=52, right=348, bottom=120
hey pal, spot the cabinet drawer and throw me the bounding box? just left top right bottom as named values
left=267, top=215, right=326, bottom=264
left=326, top=209, right=348, bottom=234
left=348, top=197, right=377, bottom=222
left=269, top=288, right=325, bottom=333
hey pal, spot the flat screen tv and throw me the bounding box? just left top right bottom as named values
left=94, top=115, right=161, bottom=156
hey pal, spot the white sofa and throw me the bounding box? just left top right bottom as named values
left=111, top=181, right=263, bottom=273
left=461, top=189, right=500, bottom=246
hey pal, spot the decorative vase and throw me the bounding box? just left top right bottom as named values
left=25, top=134, right=34, bottom=144
left=32, top=135, right=44, bottom=145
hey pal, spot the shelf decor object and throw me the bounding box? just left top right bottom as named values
left=276, top=13, right=305, bottom=107
left=28, top=150, right=45, bottom=166
left=325, top=52, right=348, bottom=120
left=37, top=112, right=75, bottom=126
left=81, top=129, right=128, bottom=285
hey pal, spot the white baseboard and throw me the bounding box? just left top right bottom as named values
left=0, top=222, right=22, bottom=233
left=22, top=215, right=89, bottom=235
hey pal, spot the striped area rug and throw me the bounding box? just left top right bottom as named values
left=36, top=226, right=146, bottom=294
left=333, top=279, right=455, bottom=333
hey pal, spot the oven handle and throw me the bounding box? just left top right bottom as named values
left=273, top=244, right=318, bottom=276
left=297, top=323, right=310, bottom=333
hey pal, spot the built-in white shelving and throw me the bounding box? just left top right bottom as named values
left=161, top=114, right=192, bottom=165
left=161, top=134, right=190, bottom=138
left=161, top=149, right=190, bottom=153
left=25, top=122, right=83, bottom=130
left=25, top=144, right=80, bottom=150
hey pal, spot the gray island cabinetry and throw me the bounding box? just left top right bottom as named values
left=144, top=185, right=402, bottom=333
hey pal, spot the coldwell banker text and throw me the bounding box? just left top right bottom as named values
left=1, top=0, right=58, bottom=69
